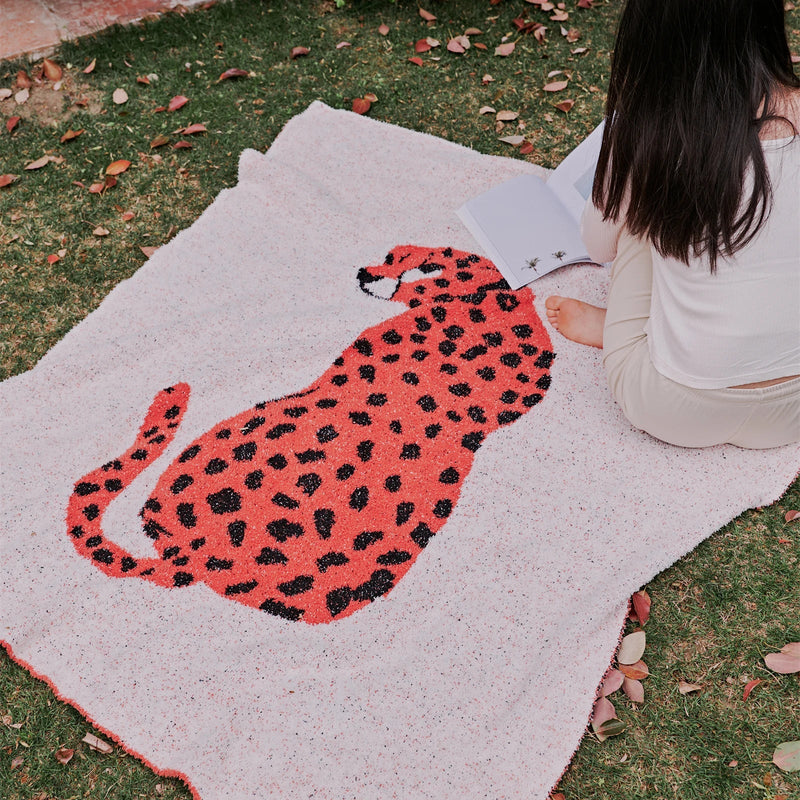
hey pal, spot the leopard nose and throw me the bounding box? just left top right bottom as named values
left=357, top=267, right=400, bottom=300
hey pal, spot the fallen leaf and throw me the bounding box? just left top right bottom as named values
left=519, top=141, right=534, bottom=155
left=0, top=88, right=11, bottom=100
left=364, top=93, right=378, bottom=103
left=416, top=39, right=432, bottom=53
left=150, top=134, right=170, bottom=148
left=7, top=116, right=21, bottom=133
left=47, top=254, right=60, bottom=264
left=447, top=38, right=466, bottom=54
left=84, top=58, right=96, bottom=74
left=137, top=75, right=151, bottom=85
left=408, top=57, right=424, bottom=66
left=464, top=27, right=482, bottom=35
left=105, top=159, right=131, bottom=175
left=378, top=23, right=390, bottom=35
left=88, top=182, right=105, bottom=193
left=792, top=54, right=800, bottom=64
left=473, top=42, right=488, bottom=50
left=495, top=42, right=516, bottom=57
left=592, top=695, right=616, bottom=726
left=54, top=747, right=74, bottom=764
left=498, top=134, right=525, bottom=145
left=577, top=0, right=594, bottom=7
left=617, top=630, right=646, bottom=664
left=619, top=660, right=649, bottom=680
left=631, top=590, right=651, bottom=625
left=550, top=8, right=569, bottom=21
left=352, top=98, right=371, bottom=115
left=601, top=667, right=624, bottom=696
left=291, top=46, right=310, bottom=59
left=11, top=755, right=24, bottom=769
left=25, top=155, right=52, bottom=170
left=773, top=741, right=800, bottom=772
left=678, top=680, right=703, bottom=695
left=218, top=67, right=249, bottom=81
left=555, top=99, right=574, bottom=112
left=785, top=510, right=800, bottom=522
left=496, top=110, right=519, bottom=121
left=622, top=677, right=644, bottom=703
left=42, top=58, right=63, bottom=81
left=336, top=41, right=351, bottom=49
left=112, top=88, right=128, bottom=105
left=60, top=128, right=84, bottom=143
left=82, top=733, right=112, bottom=754
left=419, top=8, right=436, bottom=21
left=180, top=123, right=207, bottom=135
left=121, top=211, right=135, bottom=221
left=15, top=88, right=30, bottom=105
left=728, top=760, right=738, bottom=767
left=765, top=643, right=800, bottom=674
left=742, top=678, right=762, bottom=700
left=17, top=70, right=32, bottom=88
left=482, top=74, right=494, bottom=84
left=140, top=246, right=159, bottom=257
left=168, top=95, right=189, bottom=111
left=93, top=226, right=110, bottom=236
left=563, top=27, right=580, bottom=42
left=543, top=79, right=569, bottom=92
left=479, top=106, right=496, bottom=115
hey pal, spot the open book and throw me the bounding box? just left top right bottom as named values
left=456, top=122, right=605, bottom=289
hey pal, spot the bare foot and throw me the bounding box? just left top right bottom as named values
left=545, top=296, right=606, bottom=349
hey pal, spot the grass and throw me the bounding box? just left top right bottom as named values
left=1, top=0, right=799, bottom=798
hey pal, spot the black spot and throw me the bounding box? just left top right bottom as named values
left=314, top=508, right=335, bottom=539
left=439, top=467, right=460, bottom=484
left=296, top=449, right=325, bottom=463
left=171, top=474, right=194, bottom=494
left=408, top=298, right=422, bottom=308
left=389, top=420, right=402, bottom=434
left=83, top=504, right=100, bottom=521
left=176, top=503, right=197, bottom=528
left=356, top=441, right=374, bottom=462
left=367, top=393, right=388, bottom=406
left=461, top=431, right=485, bottom=452
left=354, top=338, right=372, bottom=356
left=163, top=546, right=180, bottom=559
left=447, top=410, right=463, bottom=422
left=425, top=423, right=442, bottom=438
left=206, top=487, right=242, bottom=514
left=440, top=363, right=458, bottom=375
left=241, top=416, right=266, bottom=434
left=255, top=402, right=267, bottom=409
left=316, top=398, right=338, bottom=409
left=260, top=598, right=304, bottom=621
left=174, top=556, right=189, bottom=567
left=433, top=293, right=454, bottom=303
left=377, top=550, right=412, bottom=566
left=317, top=424, right=339, bottom=443
left=439, top=340, right=457, bottom=356
left=337, top=463, right=356, bottom=480
left=173, top=572, right=194, bottom=587
left=75, top=481, right=101, bottom=496
left=382, top=329, right=402, bottom=345
left=414, top=285, right=426, bottom=295
left=272, top=492, right=299, bottom=509
left=296, top=472, right=321, bottom=496
left=521, top=344, right=539, bottom=356
left=411, top=349, right=429, bottom=362
left=501, top=390, right=519, bottom=404
left=396, top=501, right=415, bottom=525
left=233, top=442, right=257, bottom=461
left=444, top=325, right=464, bottom=340
left=434, top=277, right=450, bottom=288
left=349, top=411, right=372, bottom=426
left=333, top=356, right=345, bottom=366
left=86, top=535, right=102, bottom=548
left=241, top=469, right=262, bottom=490
left=433, top=499, right=453, bottom=518
left=402, top=372, right=420, bottom=385
left=469, top=308, right=485, bottom=323
left=536, top=373, right=552, bottom=390
left=131, top=449, right=148, bottom=461
left=278, top=575, right=314, bottom=596
left=431, top=306, right=447, bottom=323
left=317, top=552, right=349, bottom=573
left=457, top=271, right=474, bottom=282
left=467, top=406, right=486, bottom=423
left=148, top=434, right=166, bottom=445
left=354, top=570, right=395, bottom=602
left=267, top=453, right=287, bottom=470
left=206, top=556, right=234, bottom=571
left=500, top=352, right=522, bottom=368
left=359, top=364, right=376, bottom=383
left=350, top=486, right=369, bottom=511
left=385, top=475, right=401, bottom=492
left=179, top=445, right=201, bottom=462
left=144, top=498, right=162, bottom=513
left=498, top=410, right=522, bottom=424
left=534, top=350, right=555, bottom=369
left=92, top=548, right=114, bottom=565
left=326, top=587, right=353, bottom=617
left=512, top=323, right=533, bottom=338
left=216, top=428, right=232, bottom=439
left=460, top=345, right=488, bottom=361
left=190, top=537, right=206, bottom=550
left=102, top=459, right=123, bottom=472
left=400, top=443, right=421, bottom=460
left=443, top=248, right=453, bottom=257
left=121, top=556, right=137, bottom=572
left=255, top=547, right=288, bottom=565
left=331, top=374, right=348, bottom=386
left=415, top=316, right=432, bottom=331
left=164, top=405, right=181, bottom=420
left=353, top=530, right=384, bottom=550
left=104, top=479, right=123, bottom=492
left=205, top=458, right=228, bottom=475
left=267, top=519, right=305, bottom=542
left=225, top=580, right=258, bottom=595
left=143, top=427, right=158, bottom=438
left=496, top=292, right=520, bottom=312
left=449, top=382, right=471, bottom=397
left=143, top=519, right=167, bottom=540
left=477, top=366, right=496, bottom=381
left=70, top=525, right=85, bottom=539
left=483, top=332, right=503, bottom=347
left=417, top=395, right=437, bottom=412
left=266, top=423, right=296, bottom=440
left=382, top=353, right=400, bottom=363
left=516, top=373, right=530, bottom=383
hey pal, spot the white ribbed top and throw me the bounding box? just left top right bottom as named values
left=581, top=136, right=800, bottom=389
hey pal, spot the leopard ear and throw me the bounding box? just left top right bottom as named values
left=357, top=267, right=399, bottom=299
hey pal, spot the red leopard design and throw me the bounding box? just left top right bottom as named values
left=66, top=246, right=555, bottom=623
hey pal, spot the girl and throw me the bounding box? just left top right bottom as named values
left=545, top=0, right=800, bottom=448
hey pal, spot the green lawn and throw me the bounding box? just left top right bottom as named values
left=1, top=1, right=798, bottom=798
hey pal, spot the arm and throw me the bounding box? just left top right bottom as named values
left=579, top=198, right=625, bottom=264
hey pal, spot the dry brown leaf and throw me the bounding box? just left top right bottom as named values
left=622, top=677, right=645, bottom=703
left=140, top=246, right=159, bottom=257
left=121, top=211, right=135, bottom=221
left=150, top=134, right=170, bottom=148
left=42, top=58, right=63, bottom=81
left=88, top=182, right=105, bottom=194
left=617, top=630, right=646, bottom=664
left=60, top=128, right=84, bottom=143
left=519, top=141, right=534, bottom=155
left=447, top=38, right=466, bottom=54
left=479, top=106, right=496, bottom=115
left=11, top=755, right=24, bottom=769
left=352, top=98, right=371, bottom=115
left=571, top=46, right=588, bottom=54
left=473, top=42, right=488, bottom=50
left=54, top=747, right=74, bottom=764
left=742, top=678, right=762, bottom=700
left=168, top=95, right=189, bottom=111
left=7, top=116, right=21, bottom=133
left=180, top=123, right=207, bottom=135
left=408, top=57, right=424, bottom=66
left=554, top=99, right=574, bottom=112
left=16, top=70, right=32, bottom=88
left=415, top=39, right=432, bottom=53
left=364, top=93, right=378, bottom=103
left=765, top=644, right=800, bottom=674
left=336, top=41, right=351, bottom=49
left=47, top=254, right=60, bottom=264
left=173, top=140, right=193, bottom=149
left=378, top=23, right=390, bottom=35
left=218, top=68, right=249, bottom=81
left=600, top=667, right=624, bottom=696
left=482, top=74, right=494, bottom=84
left=631, top=590, right=651, bottom=625
left=563, top=27, right=580, bottom=42
left=112, top=88, right=128, bottom=105
left=785, top=509, right=800, bottom=522
left=0, top=88, right=11, bottom=100
left=14, top=88, right=30, bottom=105
left=678, top=680, right=703, bottom=695
left=464, top=27, right=482, bottom=35
left=496, top=110, right=519, bottom=121
left=25, top=155, right=52, bottom=170
left=419, top=8, right=437, bottom=21
left=106, top=160, right=131, bottom=176
left=495, top=42, right=516, bottom=57
left=82, top=733, right=112, bottom=754
left=543, top=79, right=569, bottom=92
left=498, top=134, right=525, bottom=145
left=84, top=58, right=96, bottom=74
left=619, top=660, right=649, bottom=680
left=93, top=226, right=110, bottom=237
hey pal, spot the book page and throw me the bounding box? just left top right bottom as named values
left=456, top=174, right=588, bottom=290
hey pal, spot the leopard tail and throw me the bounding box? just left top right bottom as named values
left=65, top=384, right=190, bottom=583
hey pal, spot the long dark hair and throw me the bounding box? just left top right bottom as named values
left=593, top=0, right=799, bottom=271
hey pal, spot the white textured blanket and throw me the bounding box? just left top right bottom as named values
left=2, top=102, right=798, bottom=799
